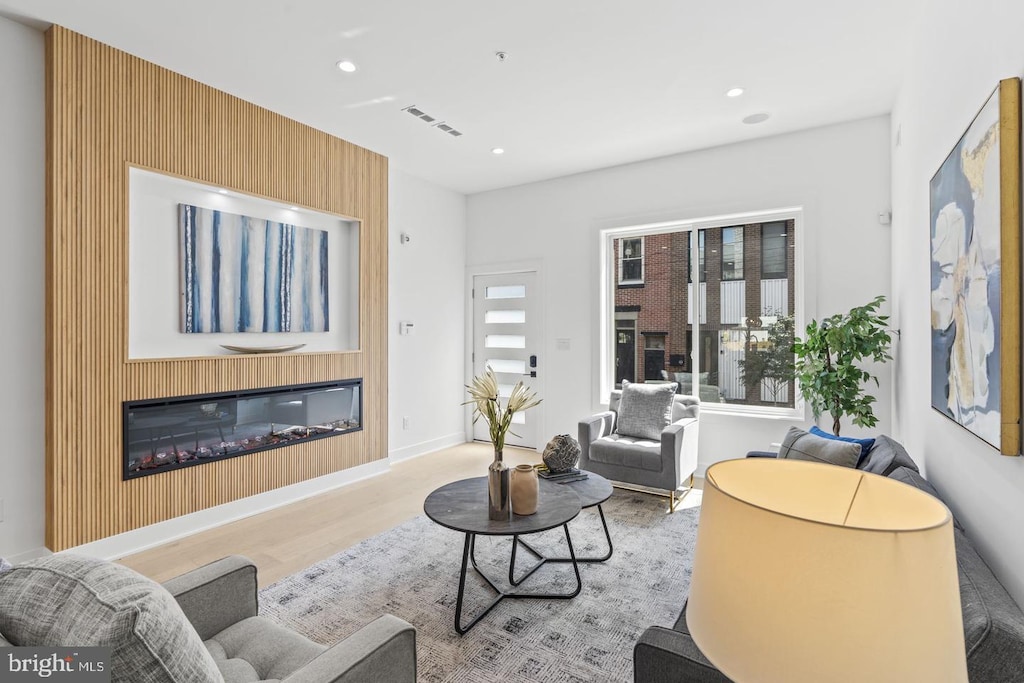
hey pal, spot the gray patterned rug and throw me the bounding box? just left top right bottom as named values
left=259, top=489, right=701, bottom=683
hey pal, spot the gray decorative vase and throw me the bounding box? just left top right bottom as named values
left=542, top=434, right=581, bottom=473
left=488, top=448, right=511, bottom=520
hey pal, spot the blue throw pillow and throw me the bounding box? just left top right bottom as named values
left=809, top=426, right=875, bottom=467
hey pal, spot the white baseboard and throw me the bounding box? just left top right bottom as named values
left=64, top=459, right=390, bottom=561
left=389, top=432, right=466, bottom=463
left=8, top=546, right=51, bottom=563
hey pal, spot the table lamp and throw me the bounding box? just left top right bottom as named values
left=686, top=458, right=967, bottom=682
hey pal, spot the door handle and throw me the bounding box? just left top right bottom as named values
left=523, top=371, right=537, bottom=378
left=529, top=355, right=537, bottom=368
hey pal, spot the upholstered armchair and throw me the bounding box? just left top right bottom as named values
left=579, top=388, right=700, bottom=511
left=0, top=554, right=417, bottom=683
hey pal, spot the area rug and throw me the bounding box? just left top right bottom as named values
left=259, top=489, right=702, bottom=683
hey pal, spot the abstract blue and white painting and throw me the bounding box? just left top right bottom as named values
left=180, top=204, right=329, bottom=333
left=930, top=88, right=1002, bottom=449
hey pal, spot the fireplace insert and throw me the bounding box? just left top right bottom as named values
left=123, top=379, right=362, bottom=479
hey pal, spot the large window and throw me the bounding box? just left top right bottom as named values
left=605, top=213, right=799, bottom=413
left=619, top=237, right=644, bottom=285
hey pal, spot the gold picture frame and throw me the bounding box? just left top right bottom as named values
left=929, top=77, right=1021, bottom=455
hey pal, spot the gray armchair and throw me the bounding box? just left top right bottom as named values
left=165, top=556, right=416, bottom=683
left=579, top=391, right=699, bottom=511
left=0, top=553, right=416, bottom=683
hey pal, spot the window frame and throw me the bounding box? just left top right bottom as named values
left=599, top=208, right=804, bottom=420
left=720, top=226, right=745, bottom=282
left=618, top=236, right=645, bottom=286
left=761, top=221, right=788, bottom=279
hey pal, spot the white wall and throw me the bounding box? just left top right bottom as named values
left=466, top=116, right=893, bottom=472
left=891, top=0, right=1024, bottom=608
left=388, top=169, right=468, bottom=459
left=0, top=15, right=45, bottom=559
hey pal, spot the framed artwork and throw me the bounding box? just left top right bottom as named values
left=930, top=77, right=1021, bottom=455
left=180, top=204, right=330, bottom=333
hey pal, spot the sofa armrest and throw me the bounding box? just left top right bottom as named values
left=662, top=417, right=698, bottom=487
left=162, top=555, right=258, bottom=641
left=282, top=614, right=416, bottom=683
left=579, top=411, right=615, bottom=469
left=634, top=626, right=732, bottom=683
left=579, top=411, right=615, bottom=444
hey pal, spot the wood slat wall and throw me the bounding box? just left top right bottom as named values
left=44, top=26, right=388, bottom=550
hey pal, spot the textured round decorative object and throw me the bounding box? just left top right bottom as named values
left=542, top=434, right=581, bottom=473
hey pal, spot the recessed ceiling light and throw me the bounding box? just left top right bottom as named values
left=336, top=60, right=357, bottom=73
left=726, top=87, right=744, bottom=98
left=742, top=112, right=770, bottom=125
left=491, top=148, right=505, bottom=155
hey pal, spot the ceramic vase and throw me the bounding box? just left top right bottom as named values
left=510, top=464, right=539, bottom=515
left=488, top=447, right=511, bottom=521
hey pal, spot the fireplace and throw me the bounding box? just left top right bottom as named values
left=123, top=379, right=362, bottom=479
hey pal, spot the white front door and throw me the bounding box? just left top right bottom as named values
left=472, top=272, right=541, bottom=449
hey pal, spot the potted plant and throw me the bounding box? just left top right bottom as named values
left=465, top=367, right=541, bottom=519
left=793, top=295, right=892, bottom=436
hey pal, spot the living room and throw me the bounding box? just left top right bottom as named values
left=2, top=1, right=1024, bottom=681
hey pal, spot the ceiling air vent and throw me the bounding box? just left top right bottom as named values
left=401, top=104, right=464, bottom=139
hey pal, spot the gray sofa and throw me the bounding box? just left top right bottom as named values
left=0, top=554, right=416, bottom=683
left=634, top=435, right=1024, bottom=682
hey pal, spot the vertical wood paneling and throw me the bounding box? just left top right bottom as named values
left=45, top=26, right=388, bottom=550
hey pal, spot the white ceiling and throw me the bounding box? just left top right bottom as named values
left=0, top=0, right=919, bottom=194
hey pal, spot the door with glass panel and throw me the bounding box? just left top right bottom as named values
left=472, top=272, right=541, bottom=448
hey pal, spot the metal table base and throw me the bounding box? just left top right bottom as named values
left=508, top=503, right=613, bottom=587
left=454, top=524, right=582, bottom=635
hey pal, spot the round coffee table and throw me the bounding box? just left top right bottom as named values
left=509, top=471, right=615, bottom=586
left=424, top=476, right=583, bottom=635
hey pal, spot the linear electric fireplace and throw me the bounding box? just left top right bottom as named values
left=123, top=379, right=362, bottom=479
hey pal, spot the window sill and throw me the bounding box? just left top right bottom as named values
left=699, top=404, right=802, bottom=421
left=617, top=282, right=645, bottom=289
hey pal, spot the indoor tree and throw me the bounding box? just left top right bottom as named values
left=793, top=295, right=892, bottom=436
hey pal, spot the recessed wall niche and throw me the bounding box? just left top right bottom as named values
left=129, top=168, right=360, bottom=359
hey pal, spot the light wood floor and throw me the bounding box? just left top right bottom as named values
left=119, top=442, right=544, bottom=587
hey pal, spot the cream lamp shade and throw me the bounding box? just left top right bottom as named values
left=686, top=458, right=967, bottom=683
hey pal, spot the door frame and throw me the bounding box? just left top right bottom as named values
left=464, top=260, right=546, bottom=450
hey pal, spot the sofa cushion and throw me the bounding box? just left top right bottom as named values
left=777, top=426, right=861, bottom=468
left=616, top=380, right=677, bottom=440
left=953, top=528, right=1024, bottom=681
left=887, top=466, right=964, bottom=531
left=589, top=434, right=664, bottom=472
left=858, top=434, right=919, bottom=475
left=205, top=616, right=322, bottom=682
left=808, top=425, right=875, bottom=466
left=0, top=554, right=221, bottom=682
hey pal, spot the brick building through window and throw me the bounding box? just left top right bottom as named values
left=612, top=219, right=797, bottom=407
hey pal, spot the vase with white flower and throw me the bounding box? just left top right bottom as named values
left=465, top=367, right=542, bottom=520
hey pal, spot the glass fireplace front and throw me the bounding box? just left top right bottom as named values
left=123, top=379, right=362, bottom=479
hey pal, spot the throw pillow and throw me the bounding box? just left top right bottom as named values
left=808, top=425, right=875, bottom=467
left=615, top=380, right=678, bottom=441
left=0, top=554, right=222, bottom=682
left=777, top=426, right=861, bottom=469
left=858, top=435, right=920, bottom=476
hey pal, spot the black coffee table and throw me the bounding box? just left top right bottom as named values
left=509, top=471, right=614, bottom=586
left=424, top=476, right=583, bottom=635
